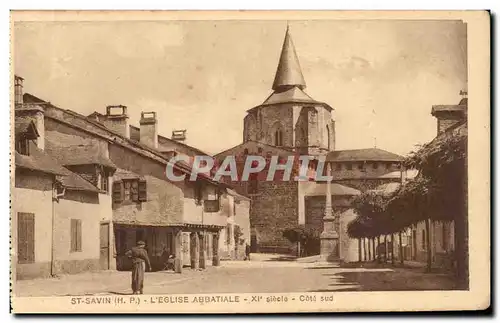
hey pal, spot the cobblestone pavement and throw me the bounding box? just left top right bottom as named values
left=14, top=254, right=457, bottom=297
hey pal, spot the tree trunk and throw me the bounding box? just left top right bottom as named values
left=297, top=241, right=301, bottom=258
left=368, top=238, right=372, bottom=261
left=358, top=238, right=362, bottom=262
left=372, top=238, right=376, bottom=261
left=399, top=231, right=404, bottom=265
left=391, top=233, right=395, bottom=265
left=377, top=236, right=381, bottom=263
left=425, top=219, right=432, bottom=272
left=384, top=235, right=388, bottom=263
left=363, top=238, right=368, bottom=262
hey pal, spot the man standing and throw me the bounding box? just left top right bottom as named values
left=125, top=241, right=152, bottom=294
left=245, top=243, right=251, bottom=261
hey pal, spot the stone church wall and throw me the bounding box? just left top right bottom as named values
left=250, top=181, right=298, bottom=252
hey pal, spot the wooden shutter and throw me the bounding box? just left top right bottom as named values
left=71, top=219, right=82, bottom=252
left=112, top=181, right=123, bottom=203
left=17, top=213, right=35, bottom=264
left=138, top=180, right=147, bottom=202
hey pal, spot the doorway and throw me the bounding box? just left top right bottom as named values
left=100, top=223, right=110, bottom=270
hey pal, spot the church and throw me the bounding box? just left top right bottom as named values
left=215, top=27, right=405, bottom=262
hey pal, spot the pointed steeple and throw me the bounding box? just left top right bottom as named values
left=272, top=25, right=307, bottom=92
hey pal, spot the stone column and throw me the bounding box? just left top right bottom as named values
left=212, top=231, right=221, bottom=266
left=190, top=232, right=200, bottom=270
left=320, top=162, right=339, bottom=262
left=199, top=232, right=207, bottom=269
left=174, top=229, right=183, bottom=273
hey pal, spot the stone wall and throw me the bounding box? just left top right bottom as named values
left=244, top=103, right=334, bottom=153
left=250, top=181, right=298, bottom=251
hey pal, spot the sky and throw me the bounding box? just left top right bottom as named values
left=13, top=19, right=467, bottom=156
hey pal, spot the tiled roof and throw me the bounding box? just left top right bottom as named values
left=45, top=142, right=117, bottom=170
left=327, top=148, right=403, bottom=162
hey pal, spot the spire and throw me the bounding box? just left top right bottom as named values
left=272, top=25, right=306, bottom=92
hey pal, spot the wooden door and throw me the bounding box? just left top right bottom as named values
left=100, top=223, right=110, bottom=270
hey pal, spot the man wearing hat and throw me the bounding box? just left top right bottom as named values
left=125, top=240, right=152, bottom=294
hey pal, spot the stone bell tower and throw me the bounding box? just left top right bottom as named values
left=243, top=25, right=336, bottom=155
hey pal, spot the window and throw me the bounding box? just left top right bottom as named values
left=346, top=163, right=353, bottom=171
left=131, top=181, right=139, bottom=201
left=100, top=171, right=108, bottom=193
left=194, top=182, right=203, bottom=205
left=17, top=212, right=35, bottom=264
left=124, top=181, right=131, bottom=201
left=16, top=139, right=30, bottom=156
left=70, top=219, right=82, bottom=252
left=373, top=162, right=379, bottom=170
left=274, top=130, right=283, bottom=146
left=358, top=162, right=364, bottom=170
left=335, top=163, right=342, bottom=171
left=112, top=179, right=147, bottom=203
left=385, top=163, right=391, bottom=170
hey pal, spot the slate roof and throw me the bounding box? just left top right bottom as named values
left=56, top=168, right=101, bottom=193
left=272, top=26, right=306, bottom=91
left=24, top=92, right=227, bottom=189
left=227, top=188, right=251, bottom=201
left=15, top=119, right=39, bottom=139
left=327, top=148, right=403, bottom=162
left=45, top=142, right=117, bottom=170
left=15, top=143, right=67, bottom=176
left=303, top=182, right=361, bottom=197
left=431, top=98, right=468, bottom=115
left=377, top=169, right=419, bottom=179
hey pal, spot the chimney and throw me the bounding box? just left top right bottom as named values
left=172, top=130, right=187, bottom=142
left=14, top=76, right=45, bottom=150
left=14, top=75, right=24, bottom=105
left=103, top=105, right=130, bottom=138
left=431, top=92, right=468, bottom=135
left=139, top=111, right=158, bottom=149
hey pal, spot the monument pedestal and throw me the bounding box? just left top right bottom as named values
left=320, top=215, right=339, bottom=262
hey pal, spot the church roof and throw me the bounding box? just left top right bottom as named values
left=272, top=26, right=306, bottom=91
left=303, top=182, right=361, bottom=197
left=261, top=86, right=320, bottom=106
left=327, top=148, right=403, bottom=162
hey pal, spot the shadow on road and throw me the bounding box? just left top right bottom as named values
left=263, top=255, right=297, bottom=262
left=308, top=267, right=458, bottom=292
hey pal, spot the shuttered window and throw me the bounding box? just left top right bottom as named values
left=70, top=219, right=82, bottom=252
left=17, top=212, right=35, bottom=264
left=112, top=179, right=147, bottom=203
